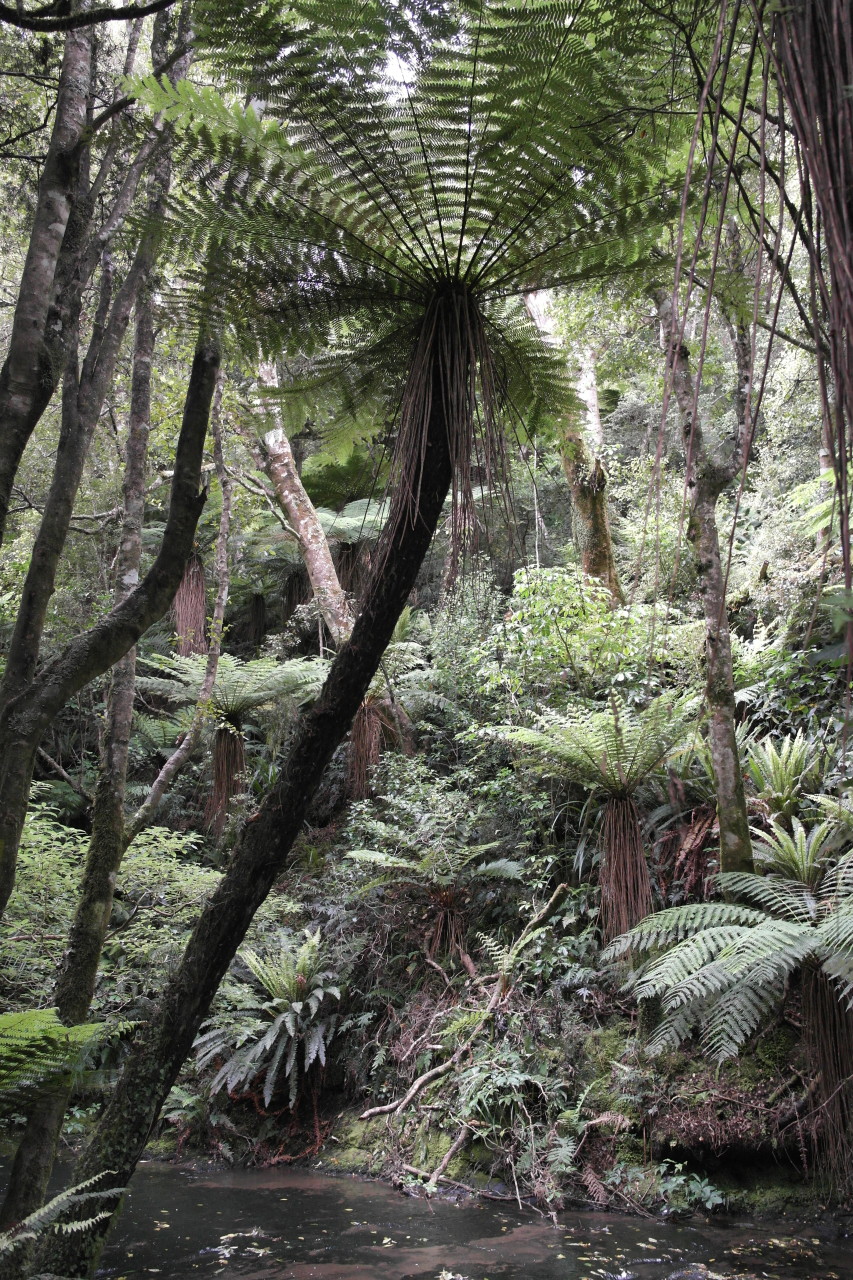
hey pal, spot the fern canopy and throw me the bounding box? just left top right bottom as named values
left=604, top=838, right=853, bottom=1062
left=0, top=1010, right=105, bottom=1098
left=137, top=653, right=328, bottom=720
left=129, top=0, right=686, bottom=505
left=495, top=694, right=695, bottom=796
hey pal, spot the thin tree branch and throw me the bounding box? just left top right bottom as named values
left=0, top=0, right=175, bottom=34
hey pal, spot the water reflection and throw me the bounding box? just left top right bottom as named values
left=99, top=1163, right=853, bottom=1280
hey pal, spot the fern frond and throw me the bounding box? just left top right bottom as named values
left=497, top=694, right=695, bottom=796
left=602, top=901, right=765, bottom=961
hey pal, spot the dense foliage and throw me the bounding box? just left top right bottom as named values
left=0, top=0, right=852, bottom=1269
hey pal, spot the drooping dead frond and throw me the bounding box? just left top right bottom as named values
left=384, top=283, right=507, bottom=575
left=599, top=794, right=653, bottom=943
left=770, top=0, right=853, bottom=597
left=346, top=700, right=384, bottom=800
left=173, top=551, right=207, bottom=656
left=802, top=965, right=853, bottom=1192
left=204, top=723, right=246, bottom=837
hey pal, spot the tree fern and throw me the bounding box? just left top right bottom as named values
left=137, top=653, right=328, bottom=834
left=137, top=653, right=328, bottom=717
left=497, top=695, right=694, bottom=938
left=128, top=0, right=687, bottom=556
left=604, top=822, right=853, bottom=1183
left=497, top=695, right=694, bottom=796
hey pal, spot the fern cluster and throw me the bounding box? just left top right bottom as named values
left=0, top=1010, right=104, bottom=1099
left=605, top=844, right=853, bottom=1061
left=196, top=929, right=342, bottom=1109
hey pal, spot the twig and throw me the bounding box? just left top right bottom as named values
left=36, top=747, right=92, bottom=801
left=424, top=955, right=452, bottom=987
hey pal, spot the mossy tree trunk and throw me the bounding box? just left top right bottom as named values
left=0, top=286, right=155, bottom=1238
left=0, top=331, right=220, bottom=1262
left=653, top=287, right=753, bottom=876
left=0, top=334, right=218, bottom=922
left=558, top=419, right=624, bottom=604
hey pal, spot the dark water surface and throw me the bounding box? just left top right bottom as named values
left=99, top=1163, right=853, bottom=1280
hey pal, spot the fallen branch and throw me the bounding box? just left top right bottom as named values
left=431, top=1124, right=472, bottom=1183
left=401, top=1164, right=519, bottom=1204
left=37, top=747, right=92, bottom=801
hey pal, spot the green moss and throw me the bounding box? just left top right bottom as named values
left=144, top=1132, right=179, bottom=1159
left=585, top=1027, right=629, bottom=1072
left=323, top=1145, right=376, bottom=1173
left=714, top=1166, right=826, bottom=1217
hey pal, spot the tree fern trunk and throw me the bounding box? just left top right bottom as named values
left=599, top=794, right=651, bottom=941
left=37, top=329, right=456, bottom=1280
left=803, top=965, right=853, bottom=1193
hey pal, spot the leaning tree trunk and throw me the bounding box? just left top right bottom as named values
left=126, top=371, right=233, bottom=840
left=252, top=362, right=355, bottom=646
left=0, top=24, right=92, bottom=546
left=0, top=11, right=177, bottom=548
left=653, top=288, right=753, bottom=876
left=37, top=310, right=459, bottom=1280
left=262, top=425, right=355, bottom=645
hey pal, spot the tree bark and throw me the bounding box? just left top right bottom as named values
left=37, top=334, right=456, bottom=1280
left=0, top=23, right=92, bottom=545
left=558, top=420, right=624, bottom=604
left=524, top=294, right=623, bottom=603
left=126, top=369, right=232, bottom=840
left=0, top=287, right=157, bottom=1239
left=0, top=336, right=219, bottom=920
left=0, top=10, right=181, bottom=548
left=261, top=426, right=355, bottom=645
left=252, top=364, right=354, bottom=646
left=653, top=287, right=753, bottom=876
left=0, top=121, right=179, bottom=918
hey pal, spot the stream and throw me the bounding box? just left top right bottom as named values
left=97, top=1162, right=853, bottom=1280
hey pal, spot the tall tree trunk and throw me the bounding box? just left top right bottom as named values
left=524, top=294, right=622, bottom=602
left=37, top=326, right=457, bottom=1280
left=0, top=286, right=158, bottom=1239
left=252, top=364, right=354, bottom=645
left=0, top=95, right=185, bottom=917
left=0, top=336, right=218, bottom=919
left=261, top=425, right=355, bottom=645
left=0, top=23, right=92, bottom=545
left=0, top=9, right=177, bottom=548
left=653, top=287, right=753, bottom=876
